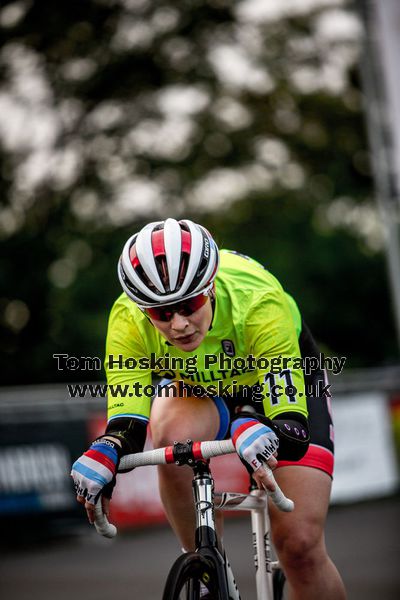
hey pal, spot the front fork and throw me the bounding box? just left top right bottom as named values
left=192, top=462, right=240, bottom=599
left=249, top=479, right=278, bottom=600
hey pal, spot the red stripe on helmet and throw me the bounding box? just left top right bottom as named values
left=181, top=230, right=191, bottom=254
left=152, top=230, right=166, bottom=257
left=129, top=246, right=140, bottom=269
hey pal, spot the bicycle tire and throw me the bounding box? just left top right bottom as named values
left=163, top=552, right=227, bottom=600
left=273, top=568, right=286, bottom=600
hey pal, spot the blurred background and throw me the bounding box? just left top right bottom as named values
left=0, top=0, right=399, bottom=598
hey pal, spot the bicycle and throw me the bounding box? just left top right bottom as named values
left=94, top=438, right=293, bottom=600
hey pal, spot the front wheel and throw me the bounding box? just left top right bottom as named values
left=273, top=568, right=286, bottom=600
left=163, top=552, right=226, bottom=600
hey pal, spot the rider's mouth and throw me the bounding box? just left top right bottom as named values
left=174, top=333, right=196, bottom=343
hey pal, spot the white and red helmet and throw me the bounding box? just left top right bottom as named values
left=118, top=219, right=220, bottom=307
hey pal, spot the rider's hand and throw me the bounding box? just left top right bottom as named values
left=71, top=438, right=121, bottom=524
left=231, top=417, right=279, bottom=492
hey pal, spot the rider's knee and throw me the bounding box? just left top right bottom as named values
left=150, top=408, right=178, bottom=447
left=151, top=388, right=220, bottom=447
left=274, top=523, right=325, bottom=574
left=150, top=385, right=182, bottom=446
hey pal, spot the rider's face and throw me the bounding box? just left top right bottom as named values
left=149, top=298, right=213, bottom=351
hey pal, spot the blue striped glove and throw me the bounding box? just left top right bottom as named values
left=71, top=439, right=120, bottom=504
left=231, top=418, right=279, bottom=472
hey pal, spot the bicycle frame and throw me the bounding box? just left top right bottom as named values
left=191, top=459, right=278, bottom=600
left=94, top=439, right=292, bottom=600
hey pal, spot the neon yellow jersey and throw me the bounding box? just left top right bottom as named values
left=105, top=250, right=307, bottom=424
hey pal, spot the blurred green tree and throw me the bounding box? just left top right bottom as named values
left=0, top=0, right=395, bottom=383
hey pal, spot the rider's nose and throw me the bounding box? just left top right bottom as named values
left=170, top=312, right=189, bottom=330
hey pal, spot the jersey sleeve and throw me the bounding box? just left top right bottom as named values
left=104, top=301, right=152, bottom=425
left=244, top=289, right=308, bottom=421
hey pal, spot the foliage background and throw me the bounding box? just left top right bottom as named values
left=0, top=0, right=396, bottom=384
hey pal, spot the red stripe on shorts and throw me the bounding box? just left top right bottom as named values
left=277, top=443, right=334, bottom=477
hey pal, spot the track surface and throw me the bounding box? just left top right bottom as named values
left=1, top=497, right=399, bottom=600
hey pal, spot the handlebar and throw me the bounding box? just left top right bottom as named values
left=94, top=439, right=294, bottom=538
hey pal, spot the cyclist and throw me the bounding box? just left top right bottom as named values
left=72, top=218, right=346, bottom=600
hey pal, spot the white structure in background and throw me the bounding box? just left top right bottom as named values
left=331, top=393, right=398, bottom=502
left=360, top=1, right=400, bottom=349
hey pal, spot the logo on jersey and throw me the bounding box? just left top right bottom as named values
left=222, top=339, right=235, bottom=357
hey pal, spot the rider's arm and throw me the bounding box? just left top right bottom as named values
left=104, top=416, right=147, bottom=460
left=104, top=298, right=153, bottom=425
left=102, top=299, right=152, bottom=460
left=71, top=300, right=152, bottom=504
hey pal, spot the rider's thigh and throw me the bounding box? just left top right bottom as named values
left=269, top=466, right=331, bottom=561
left=150, top=382, right=220, bottom=446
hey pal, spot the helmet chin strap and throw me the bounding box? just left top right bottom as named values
left=208, top=285, right=216, bottom=331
